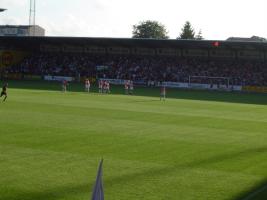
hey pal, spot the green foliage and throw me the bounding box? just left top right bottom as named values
left=0, top=81, right=267, bottom=200
left=132, top=20, right=169, bottom=39
left=196, top=29, right=204, bottom=40
left=178, top=21, right=196, bottom=39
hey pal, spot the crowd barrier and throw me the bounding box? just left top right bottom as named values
left=44, top=75, right=74, bottom=82
left=242, top=86, right=267, bottom=93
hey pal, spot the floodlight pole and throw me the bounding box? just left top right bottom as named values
left=0, top=8, right=7, bottom=80
left=29, top=0, right=36, bottom=36
left=29, top=0, right=31, bottom=25
left=33, top=0, right=36, bottom=27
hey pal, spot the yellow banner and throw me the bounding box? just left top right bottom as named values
left=243, top=86, right=267, bottom=93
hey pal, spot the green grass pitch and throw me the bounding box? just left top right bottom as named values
left=0, top=80, right=267, bottom=200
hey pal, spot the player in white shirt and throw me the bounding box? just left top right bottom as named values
left=160, top=84, right=166, bottom=101
left=129, top=80, right=134, bottom=95
left=106, top=81, right=110, bottom=93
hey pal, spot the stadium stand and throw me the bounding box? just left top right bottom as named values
left=1, top=36, right=267, bottom=90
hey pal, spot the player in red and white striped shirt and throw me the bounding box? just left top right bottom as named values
left=62, top=80, right=68, bottom=92
left=124, top=80, right=129, bottom=94
left=85, top=78, right=90, bottom=93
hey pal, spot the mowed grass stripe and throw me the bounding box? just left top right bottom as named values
left=1, top=100, right=267, bottom=154
left=2, top=94, right=267, bottom=136
left=8, top=88, right=267, bottom=122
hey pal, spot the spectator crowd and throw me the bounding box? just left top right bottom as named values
left=8, top=53, right=267, bottom=86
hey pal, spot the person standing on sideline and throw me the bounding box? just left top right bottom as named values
left=0, top=83, right=8, bottom=102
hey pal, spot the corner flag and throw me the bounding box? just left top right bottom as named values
left=91, top=159, right=104, bottom=200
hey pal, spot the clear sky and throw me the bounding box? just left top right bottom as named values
left=0, top=0, right=266, bottom=40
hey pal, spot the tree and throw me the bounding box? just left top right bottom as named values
left=132, top=20, right=169, bottom=39
left=178, top=21, right=195, bottom=39
left=195, top=30, right=204, bottom=40
left=250, top=36, right=267, bottom=42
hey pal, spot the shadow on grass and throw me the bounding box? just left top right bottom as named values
left=4, top=80, right=267, bottom=105
left=104, top=146, right=267, bottom=200
left=103, top=146, right=266, bottom=200
left=234, top=179, right=267, bottom=200
left=102, top=146, right=267, bottom=187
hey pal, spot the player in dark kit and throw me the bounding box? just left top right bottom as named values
left=1, top=83, right=8, bottom=102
